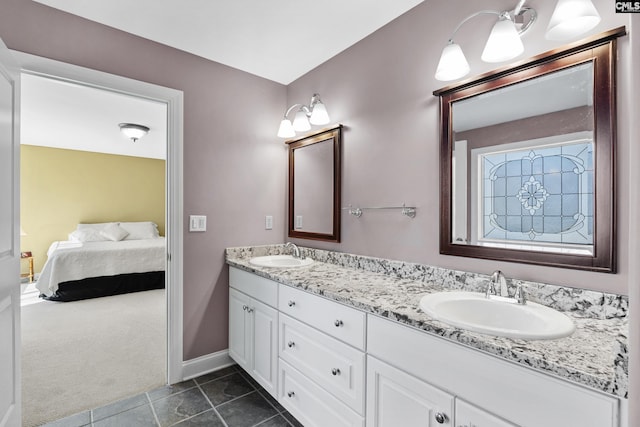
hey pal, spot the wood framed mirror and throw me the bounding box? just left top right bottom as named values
left=287, top=125, right=342, bottom=242
left=433, top=27, right=626, bottom=272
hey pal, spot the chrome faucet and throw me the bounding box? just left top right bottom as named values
left=284, top=242, right=302, bottom=259
left=486, top=270, right=526, bottom=304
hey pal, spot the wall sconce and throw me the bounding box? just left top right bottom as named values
left=119, top=123, right=150, bottom=142
left=277, top=93, right=330, bottom=138
left=435, top=0, right=601, bottom=82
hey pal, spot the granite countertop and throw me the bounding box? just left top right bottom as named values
left=225, top=245, right=628, bottom=398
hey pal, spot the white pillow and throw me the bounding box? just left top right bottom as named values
left=100, top=223, right=129, bottom=241
left=119, top=222, right=160, bottom=240
left=77, top=222, right=116, bottom=231
left=69, top=228, right=108, bottom=242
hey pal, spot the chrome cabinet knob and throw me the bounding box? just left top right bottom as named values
left=242, top=305, right=247, bottom=311
left=434, top=412, right=448, bottom=424
left=288, top=300, right=296, bottom=307
left=287, top=341, right=295, bottom=348
left=331, top=368, right=341, bottom=376
left=246, top=307, right=253, bottom=313
left=334, top=319, right=343, bottom=327
left=287, top=391, right=295, bottom=398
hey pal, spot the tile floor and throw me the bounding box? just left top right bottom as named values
left=41, top=365, right=303, bottom=427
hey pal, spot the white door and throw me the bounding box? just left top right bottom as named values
left=0, top=38, right=21, bottom=427
left=250, top=298, right=277, bottom=397
left=455, top=399, right=517, bottom=427
left=228, top=288, right=251, bottom=370
left=366, top=357, right=454, bottom=427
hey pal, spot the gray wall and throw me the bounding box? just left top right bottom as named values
left=287, top=0, right=633, bottom=296
left=0, top=0, right=288, bottom=360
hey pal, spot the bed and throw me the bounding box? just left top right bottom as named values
left=35, top=221, right=166, bottom=302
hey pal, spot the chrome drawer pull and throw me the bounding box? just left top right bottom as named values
left=434, top=412, right=448, bottom=424
left=287, top=341, right=295, bottom=348
left=288, top=300, right=296, bottom=307
left=334, top=319, right=343, bottom=327
left=287, top=391, right=295, bottom=398
left=331, top=368, right=341, bottom=376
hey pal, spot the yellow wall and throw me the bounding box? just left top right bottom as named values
left=20, top=145, right=165, bottom=273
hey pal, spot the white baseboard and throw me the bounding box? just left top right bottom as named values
left=181, top=349, right=235, bottom=381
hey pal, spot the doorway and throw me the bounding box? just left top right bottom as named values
left=13, top=50, right=184, bottom=423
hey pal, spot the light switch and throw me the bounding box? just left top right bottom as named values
left=265, top=215, right=273, bottom=230
left=189, top=215, right=207, bottom=232
left=295, top=215, right=303, bottom=229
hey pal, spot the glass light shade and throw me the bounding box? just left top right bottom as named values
left=119, top=123, right=149, bottom=141
left=277, top=119, right=296, bottom=138
left=545, top=0, right=601, bottom=40
left=435, top=42, right=470, bottom=81
left=481, top=16, right=524, bottom=63
left=292, top=109, right=311, bottom=132
left=309, top=102, right=330, bottom=125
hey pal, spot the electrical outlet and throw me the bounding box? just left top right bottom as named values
left=189, top=215, right=206, bottom=232
left=295, top=215, right=303, bottom=229
left=265, top=215, right=273, bottom=230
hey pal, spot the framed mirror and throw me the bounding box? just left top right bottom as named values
left=434, top=27, right=626, bottom=272
left=287, top=125, right=342, bottom=242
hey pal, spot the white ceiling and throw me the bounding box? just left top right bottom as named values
left=33, top=0, right=424, bottom=85
left=21, top=73, right=167, bottom=160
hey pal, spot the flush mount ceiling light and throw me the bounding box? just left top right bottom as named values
left=118, top=123, right=150, bottom=142
left=435, top=0, right=601, bottom=82
left=277, top=93, right=330, bottom=138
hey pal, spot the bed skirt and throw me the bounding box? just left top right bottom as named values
left=41, top=271, right=165, bottom=302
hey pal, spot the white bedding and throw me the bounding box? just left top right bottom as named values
left=36, top=237, right=166, bottom=296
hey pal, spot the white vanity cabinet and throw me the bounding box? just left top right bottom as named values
left=367, top=315, right=620, bottom=427
left=366, top=356, right=454, bottom=427
left=228, top=268, right=279, bottom=398
left=454, top=400, right=516, bottom=427
left=278, top=285, right=366, bottom=427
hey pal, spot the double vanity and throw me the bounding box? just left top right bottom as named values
left=226, top=244, right=628, bottom=427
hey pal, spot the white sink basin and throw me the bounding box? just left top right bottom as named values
left=419, top=291, right=575, bottom=340
left=249, top=255, right=314, bottom=268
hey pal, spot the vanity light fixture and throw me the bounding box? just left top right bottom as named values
left=118, top=123, right=150, bottom=142
left=435, top=0, right=601, bottom=82
left=277, top=93, right=330, bottom=138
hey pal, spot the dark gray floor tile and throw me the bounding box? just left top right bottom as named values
left=93, top=404, right=157, bottom=427
left=148, top=379, right=198, bottom=401
left=41, top=410, right=91, bottom=427
left=193, top=365, right=238, bottom=385
left=256, top=388, right=285, bottom=413
left=152, top=387, right=212, bottom=427
left=92, top=393, right=149, bottom=422
left=200, top=372, right=254, bottom=406
left=172, top=409, right=226, bottom=427
left=282, top=411, right=304, bottom=427
left=236, top=368, right=260, bottom=388
left=217, top=391, right=279, bottom=427
left=255, top=414, right=292, bottom=427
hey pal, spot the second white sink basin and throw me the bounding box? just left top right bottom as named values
left=419, top=291, right=575, bottom=340
left=249, top=255, right=314, bottom=268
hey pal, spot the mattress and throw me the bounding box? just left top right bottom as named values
left=36, top=237, right=166, bottom=297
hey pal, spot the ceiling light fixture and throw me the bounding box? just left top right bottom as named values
left=435, top=0, right=601, bottom=82
left=119, top=123, right=150, bottom=142
left=277, top=93, right=330, bottom=138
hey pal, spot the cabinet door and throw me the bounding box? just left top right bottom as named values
left=367, top=356, right=454, bottom=427
left=229, top=288, right=252, bottom=370
left=250, top=298, right=278, bottom=398
left=455, top=400, right=517, bottom=427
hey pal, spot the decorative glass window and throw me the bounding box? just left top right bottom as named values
left=471, top=132, right=593, bottom=254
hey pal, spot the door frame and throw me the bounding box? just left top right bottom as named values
left=13, top=50, right=184, bottom=384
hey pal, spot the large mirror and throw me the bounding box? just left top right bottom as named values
left=287, top=125, right=341, bottom=242
left=434, top=27, right=625, bottom=272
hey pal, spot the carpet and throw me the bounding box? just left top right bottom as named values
left=21, top=289, right=166, bottom=426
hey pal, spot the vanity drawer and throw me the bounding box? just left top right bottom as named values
left=229, top=267, right=278, bottom=307
left=279, top=313, right=365, bottom=414
left=279, top=360, right=364, bottom=427
left=279, top=285, right=366, bottom=350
